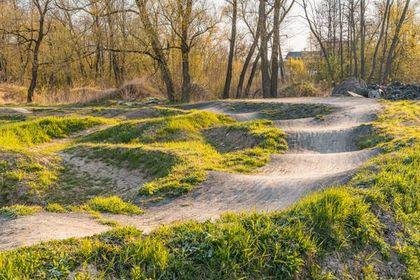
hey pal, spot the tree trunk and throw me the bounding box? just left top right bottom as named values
left=302, top=0, right=334, bottom=84
left=270, top=0, right=281, bottom=98
left=180, top=0, right=193, bottom=102
left=360, top=0, right=366, bottom=80
left=258, top=0, right=270, bottom=98
left=244, top=52, right=260, bottom=98
left=236, top=28, right=260, bottom=98
left=223, top=0, right=237, bottom=99
left=27, top=0, right=48, bottom=103
left=382, top=0, right=410, bottom=83
left=136, top=0, right=176, bottom=102
left=368, top=0, right=391, bottom=83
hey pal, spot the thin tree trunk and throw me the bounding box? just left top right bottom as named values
left=339, top=0, right=344, bottom=80
left=136, top=0, right=176, bottom=102
left=236, top=28, right=260, bottom=98
left=279, top=44, right=285, bottom=83
left=378, top=0, right=393, bottom=83
left=302, top=0, right=334, bottom=83
left=244, top=52, right=260, bottom=98
left=382, top=0, right=410, bottom=83
left=258, top=0, right=270, bottom=98
left=368, top=0, right=391, bottom=83
left=360, top=0, right=366, bottom=80
left=180, top=0, right=193, bottom=102
left=27, top=0, right=48, bottom=103
left=270, top=0, right=281, bottom=98
left=223, top=0, right=237, bottom=99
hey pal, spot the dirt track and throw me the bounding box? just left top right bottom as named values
left=0, top=97, right=381, bottom=250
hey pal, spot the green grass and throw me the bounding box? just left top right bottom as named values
left=45, top=203, right=67, bottom=213
left=0, top=101, right=417, bottom=279
left=76, top=111, right=287, bottom=200
left=0, top=204, right=42, bottom=218
left=0, top=116, right=112, bottom=150
left=0, top=151, right=60, bottom=206
left=84, top=196, right=143, bottom=215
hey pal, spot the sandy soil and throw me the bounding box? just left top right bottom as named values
left=0, top=97, right=381, bottom=250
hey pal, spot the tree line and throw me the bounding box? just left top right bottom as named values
left=0, top=0, right=417, bottom=103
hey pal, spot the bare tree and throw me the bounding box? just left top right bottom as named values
left=223, top=0, right=238, bottom=99
left=136, top=0, right=176, bottom=102
left=27, top=0, right=52, bottom=103
left=301, top=0, right=334, bottom=83
left=368, top=0, right=392, bottom=82
left=258, top=0, right=270, bottom=98
left=382, top=0, right=411, bottom=83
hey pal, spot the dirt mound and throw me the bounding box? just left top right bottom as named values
left=368, top=82, right=420, bottom=100
left=96, top=79, right=163, bottom=102
left=332, top=78, right=368, bottom=97
left=204, top=126, right=259, bottom=153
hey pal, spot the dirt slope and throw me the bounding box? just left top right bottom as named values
left=0, top=97, right=381, bottom=250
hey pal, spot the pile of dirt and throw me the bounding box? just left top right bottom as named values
left=331, top=78, right=369, bottom=97
left=332, top=78, right=419, bottom=100
left=96, top=79, right=164, bottom=103
left=367, top=82, right=420, bottom=100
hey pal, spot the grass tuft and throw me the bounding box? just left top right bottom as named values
left=85, top=196, right=143, bottom=215
left=0, top=204, right=42, bottom=218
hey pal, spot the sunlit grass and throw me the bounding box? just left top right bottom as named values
left=0, top=116, right=113, bottom=150
left=0, top=101, right=417, bottom=279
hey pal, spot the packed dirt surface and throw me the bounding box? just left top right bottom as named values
left=0, top=97, right=381, bottom=250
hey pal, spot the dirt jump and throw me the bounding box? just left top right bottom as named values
left=0, top=97, right=381, bottom=250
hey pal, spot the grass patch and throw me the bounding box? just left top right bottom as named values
left=85, top=196, right=143, bottom=215
left=0, top=204, right=42, bottom=218
left=0, top=116, right=112, bottom=150
left=45, top=203, right=67, bottom=213
left=0, top=101, right=417, bottom=279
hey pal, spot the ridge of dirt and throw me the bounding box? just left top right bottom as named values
left=0, top=97, right=381, bottom=250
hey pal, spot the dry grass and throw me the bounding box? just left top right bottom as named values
left=0, top=79, right=163, bottom=105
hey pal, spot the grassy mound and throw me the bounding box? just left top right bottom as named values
left=0, top=116, right=111, bottom=149
left=0, top=101, right=417, bottom=279
left=76, top=111, right=287, bottom=199
left=83, top=111, right=233, bottom=144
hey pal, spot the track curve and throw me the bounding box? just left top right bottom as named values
left=0, top=97, right=381, bottom=250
